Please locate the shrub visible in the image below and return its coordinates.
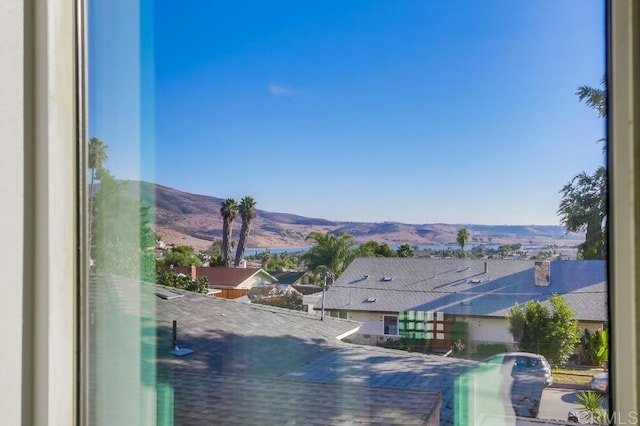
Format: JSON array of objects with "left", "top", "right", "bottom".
[
  {"left": 450, "top": 321, "right": 469, "bottom": 355},
  {"left": 381, "top": 337, "right": 432, "bottom": 354},
  {"left": 576, "top": 391, "right": 607, "bottom": 424},
  {"left": 475, "top": 343, "right": 509, "bottom": 358},
  {"left": 581, "top": 329, "right": 609, "bottom": 366},
  {"left": 507, "top": 294, "right": 581, "bottom": 366},
  {"left": 157, "top": 270, "right": 210, "bottom": 294}
]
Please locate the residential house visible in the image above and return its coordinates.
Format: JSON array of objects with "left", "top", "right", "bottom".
[
  {"left": 320, "top": 258, "right": 607, "bottom": 353},
  {"left": 270, "top": 271, "right": 324, "bottom": 312},
  {"left": 173, "top": 266, "right": 278, "bottom": 299}
]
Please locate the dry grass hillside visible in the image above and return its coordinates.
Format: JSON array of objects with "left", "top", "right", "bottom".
[{"left": 130, "top": 181, "right": 585, "bottom": 251}]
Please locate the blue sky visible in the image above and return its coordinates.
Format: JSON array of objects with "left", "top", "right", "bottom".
[{"left": 89, "top": 0, "right": 606, "bottom": 226}]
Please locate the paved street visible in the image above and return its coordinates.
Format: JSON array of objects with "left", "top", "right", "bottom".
[{"left": 538, "top": 387, "right": 609, "bottom": 423}]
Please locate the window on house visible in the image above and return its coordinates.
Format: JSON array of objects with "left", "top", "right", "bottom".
[
  {"left": 330, "top": 310, "right": 348, "bottom": 319},
  {"left": 384, "top": 316, "right": 398, "bottom": 336}
]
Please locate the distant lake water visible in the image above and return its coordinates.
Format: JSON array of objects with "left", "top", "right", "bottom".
[
  {"left": 409, "top": 244, "right": 560, "bottom": 251},
  {"left": 413, "top": 244, "right": 499, "bottom": 251},
  {"left": 241, "top": 247, "right": 312, "bottom": 257},
  {"left": 240, "top": 243, "right": 556, "bottom": 257}
]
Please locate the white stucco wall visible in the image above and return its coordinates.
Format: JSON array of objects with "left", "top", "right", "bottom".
[
  {"left": 464, "top": 317, "right": 514, "bottom": 348},
  {"left": 242, "top": 272, "right": 278, "bottom": 289},
  {"left": 347, "top": 312, "right": 511, "bottom": 345},
  {"left": 460, "top": 317, "right": 605, "bottom": 352},
  {"left": 347, "top": 312, "right": 390, "bottom": 336},
  {"left": 336, "top": 311, "right": 606, "bottom": 355}
]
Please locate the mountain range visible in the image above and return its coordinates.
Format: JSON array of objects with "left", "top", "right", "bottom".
[{"left": 130, "top": 181, "right": 585, "bottom": 251}]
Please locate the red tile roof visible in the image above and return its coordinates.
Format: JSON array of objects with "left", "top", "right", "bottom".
[{"left": 173, "top": 266, "right": 264, "bottom": 288}]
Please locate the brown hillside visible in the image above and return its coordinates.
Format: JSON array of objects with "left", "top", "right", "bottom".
[{"left": 132, "top": 181, "right": 585, "bottom": 251}]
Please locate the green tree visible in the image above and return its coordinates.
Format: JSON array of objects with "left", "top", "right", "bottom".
[
  {"left": 302, "top": 232, "right": 356, "bottom": 283},
  {"left": 219, "top": 198, "right": 239, "bottom": 267},
  {"left": 205, "top": 240, "right": 223, "bottom": 256},
  {"left": 576, "top": 81, "right": 607, "bottom": 155},
  {"left": 558, "top": 167, "right": 607, "bottom": 259},
  {"left": 157, "top": 269, "right": 209, "bottom": 294},
  {"left": 576, "top": 83, "right": 607, "bottom": 119},
  {"left": 456, "top": 228, "right": 470, "bottom": 252},
  {"left": 88, "top": 137, "right": 108, "bottom": 183},
  {"left": 357, "top": 241, "right": 381, "bottom": 257},
  {"left": 93, "top": 173, "right": 156, "bottom": 282},
  {"left": 507, "top": 295, "right": 581, "bottom": 366},
  {"left": 357, "top": 241, "right": 397, "bottom": 257},
  {"left": 88, "top": 137, "right": 108, "bottom": 248},
  {"left": 203, "top": 240, "right": 225, "bottom": 266},
  {"left": 581, "top": 329, "right": 609, "bottom": 366},
  {"left": 470, "top": 245, "right": 486, "bottom": 258},
  {"left": 261, "top": 252, "right": 300, "bottom": 272},
  {"left": 559, "top": 82, "right": 607, "bottom": 259},
  {"left": 234, "top": 196, "right": 257, "bottom": 267},
  {"left": 397, "top": 243, "right": 415, "bottom": 258},
  {"left": 157, "top": 245, "right": 202, "bottom": 268}
]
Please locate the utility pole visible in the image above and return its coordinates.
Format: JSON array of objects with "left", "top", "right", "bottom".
[{"left": 321, "top": 273, "right": 327, "bottom": 321}]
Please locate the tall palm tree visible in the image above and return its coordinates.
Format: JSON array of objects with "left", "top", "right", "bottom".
[
  {"left": 234, "top": 196, "right": 257, "bottom": 266},
  {"left": 219, "top": 198, "right": 239, "bottom": 267},
  {"left": 302, "top": 231, "right": 356, "bottom": 283},
  {"left": 456, "top": 228, "right": 470, "bottom": 252},
  {"left": 88, "top": 137, "right": 108, "bottom": 250}
]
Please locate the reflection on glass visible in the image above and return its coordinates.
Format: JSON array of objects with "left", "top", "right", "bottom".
[{"left": 88, "top": 1, "right": 607, "bottom": 424}]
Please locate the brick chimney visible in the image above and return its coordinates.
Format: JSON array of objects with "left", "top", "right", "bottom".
[
  {"left": 534, "top": 261, "right": 550, "bottom": 286},
  {"left": 190, "top": 264, "right": 197, "bottom": 280}
]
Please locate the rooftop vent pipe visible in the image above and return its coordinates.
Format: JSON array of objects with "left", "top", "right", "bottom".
[{"left": 171, "top": 320, "right": 194, "bottom": 356}]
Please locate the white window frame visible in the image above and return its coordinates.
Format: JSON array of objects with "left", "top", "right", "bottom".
[
  {"left": 0, "top": 0, "right": 637, "bottom": 424},
  {"left": 1, "top": 0, "right": 79, "bottom": 424},
  {"left": 609, "top": 0, "right": 638, "bottom": 418}
]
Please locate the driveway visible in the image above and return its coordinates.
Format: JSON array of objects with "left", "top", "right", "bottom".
[{"left": 538, "top": 387, "right": 609, "bottom": 423}]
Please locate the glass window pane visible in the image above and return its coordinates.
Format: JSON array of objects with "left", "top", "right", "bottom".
[{"left": 87, "top": 1, "right": 608, "bottom": 424}]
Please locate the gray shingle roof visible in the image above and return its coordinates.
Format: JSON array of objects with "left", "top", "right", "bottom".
[
  {"left": 271, "top": 271, "right": 309, "bottom": 285},
  {"left": 91, "top": 275, "right": 550, "bottom": 425},
  {"left": 151, "top": 284, "right": 479, "bottom": 425},
  {"left": 322, "top": 259, "right": 607, "bottom": 321}
]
